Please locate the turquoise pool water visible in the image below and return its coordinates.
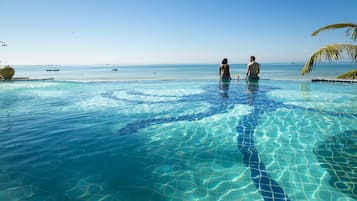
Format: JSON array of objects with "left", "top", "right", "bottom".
[{"left": 0, "top": 79, "right": 356, "bottom": 201}]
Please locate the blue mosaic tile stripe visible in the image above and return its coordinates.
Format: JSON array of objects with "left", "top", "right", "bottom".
[
  {"left": 113, "top": 81, "right": 355, "bottom": 200},
  {"left": 118, "top": 108, "right": 228, "bottom": 135},
  {"left": 236, "top": 82, "right": 290, "bottom": 201},
  {"left": 237, "top": 112, "right": 290, "bottom": 201},
  {"left": 314, "top": 130, "right": 357, "bottom": 200},
  {"left": 114, "top": 82, "right": 291, "bottom": 200}
]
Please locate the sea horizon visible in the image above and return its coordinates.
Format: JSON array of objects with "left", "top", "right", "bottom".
[
  {"left": 7, "top": 61, "right": 356, "bottom": 66},
  {"left": 9, "top": 62, "right": 357, "bottom": 82}
]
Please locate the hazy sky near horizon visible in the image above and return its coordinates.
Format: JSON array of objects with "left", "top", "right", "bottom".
[{"left": 0, "top": 0, "right": 356, "bottom": 65}]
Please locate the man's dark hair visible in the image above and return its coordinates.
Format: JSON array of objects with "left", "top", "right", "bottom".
[{"left": 250, "top": 56, "right": 256, "bottom": 61}]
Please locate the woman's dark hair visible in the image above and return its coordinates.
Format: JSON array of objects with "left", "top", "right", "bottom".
[{"left": 221, "top": 58, "right": 228, "bottom": 65}]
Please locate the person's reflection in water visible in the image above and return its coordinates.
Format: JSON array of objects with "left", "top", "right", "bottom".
[
  {"left": 219, "top": 80, "right": 230, "bottom": 98},
  {"left": 246, "top": 80, "right": 259, "bottom": 105}
]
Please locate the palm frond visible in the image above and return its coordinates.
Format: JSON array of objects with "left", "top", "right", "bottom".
[
  {"left": 301, "top": 44, "right": 357, "bottom": 75},
  {"left": 345, "top": 26, "right": 357, "bottom": 41},
  {"left": 336, "top": 69, "right": 357, "bottom": 79},
  {"left": 312, "top": 23, "right": 357, "bottom": 41}
]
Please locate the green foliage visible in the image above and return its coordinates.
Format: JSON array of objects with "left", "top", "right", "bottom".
[
  {"left": 337, "top": 69, "right": 357, "bottom": 79},
  {"left": 302, "top": 23, "right": 357, "bottom": 78},
  {"left": 0, "top": 65, "right": 15, "bottom": 80},
  {"left": 312, "top": 23, "right": 357, "bottom": 41},
  {"left": 301, "top": 44, "right": 357, "bottom": 75}
]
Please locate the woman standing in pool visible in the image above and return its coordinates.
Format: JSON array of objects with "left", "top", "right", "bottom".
[{"left": 219, "top": 58, "right": 232, "bottom": 81}]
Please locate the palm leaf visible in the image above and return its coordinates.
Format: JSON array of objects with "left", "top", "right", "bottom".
[
  {"left": 336, "top": 69, "right": 357, "bottom": 79},
  {"left": 301, "top": 44, "right": 357, "bottom": 75},
  {"left": 312, "top": 23, "right": 357, "bottom": 41},
  {"left": 346, "top": 26, "right": 357, "bottom": 41}
]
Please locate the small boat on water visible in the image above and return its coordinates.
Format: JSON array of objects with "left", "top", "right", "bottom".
[{"left": 46, "top": 68, "right": 60, "bottom": 72}]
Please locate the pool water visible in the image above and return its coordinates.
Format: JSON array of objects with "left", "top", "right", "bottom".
[{"left": 0, "top": 79, "right": 356, "bottom": 201}]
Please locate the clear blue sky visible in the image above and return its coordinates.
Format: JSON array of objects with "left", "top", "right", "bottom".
[{"left": 0, "top": 0, "right": 356, "bottom": 65}]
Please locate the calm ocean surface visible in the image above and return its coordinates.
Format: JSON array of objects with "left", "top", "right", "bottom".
[
  {"left": 12, "top": 62, "right": 357, "bottom": 81},
  {"left": 0, "top": 63, "right": 356, "bottom": 201}
]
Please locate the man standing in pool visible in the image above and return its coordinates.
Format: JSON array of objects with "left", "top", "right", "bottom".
[{"left": 245, "top": 56, "right": 260, "bottom": 80}]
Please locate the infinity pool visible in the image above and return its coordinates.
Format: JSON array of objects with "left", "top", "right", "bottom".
[{"left": 0, "top": 80, "right": 356, "bottom": 200}]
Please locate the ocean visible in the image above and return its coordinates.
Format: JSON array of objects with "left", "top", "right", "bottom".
[{"left": 11, "top": 62, "right": 357, "bottom": 81}]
